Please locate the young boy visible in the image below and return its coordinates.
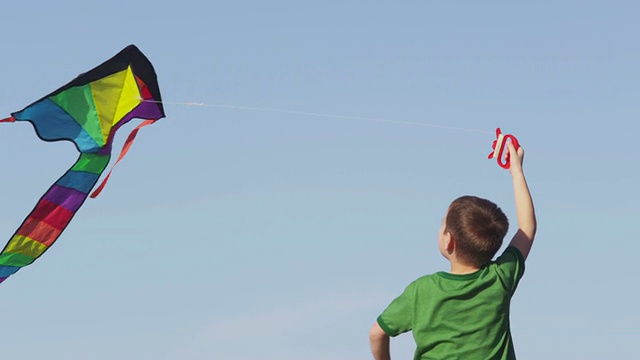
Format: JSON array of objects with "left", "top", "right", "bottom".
[{"left": 370, "top": 144, "right": 536, "bottom": 360}]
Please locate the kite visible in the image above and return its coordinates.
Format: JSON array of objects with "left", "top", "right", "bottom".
[{"left": 0, "top": 45, "right": 165, "bottom": 285}]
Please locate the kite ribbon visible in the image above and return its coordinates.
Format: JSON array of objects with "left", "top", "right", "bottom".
[{"left": 90, "top": 119, "right": 156, "bottom": 198}]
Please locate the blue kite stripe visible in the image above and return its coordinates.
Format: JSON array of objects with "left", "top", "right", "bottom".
[
  {"left": 0, "top": 265, "right": 20, "bottom": 277},
  {"left": 13, "top": 99, "right": 101, "bottom": 153},
  {"left": 57, "top": 170, "right": 100, "bottom": 194}
]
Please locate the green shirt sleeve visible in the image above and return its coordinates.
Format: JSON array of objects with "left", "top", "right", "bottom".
[
  {"left": 377, "top": 281, "right": 416, "bottom": 337},
  {"left": 494, "top": 246, "right": 526, "bottom": 294}
]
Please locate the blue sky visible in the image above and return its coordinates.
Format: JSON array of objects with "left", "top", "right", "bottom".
[{"left": 0, "top": 1, "right": 638, "bottom": 359}]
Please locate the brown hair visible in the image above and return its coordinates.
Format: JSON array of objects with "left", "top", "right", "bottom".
[{"left": 445, "top": 196, "right": 509, "bottom": 267}]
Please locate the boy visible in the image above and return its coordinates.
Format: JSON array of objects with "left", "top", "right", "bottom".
[{"left": 370, "top": 144, "right": 536, "bottom": 360}]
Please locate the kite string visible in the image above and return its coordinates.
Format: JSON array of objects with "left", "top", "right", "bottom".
[{"left": 141, "top": 99, "right": 492, "bottom": 135}]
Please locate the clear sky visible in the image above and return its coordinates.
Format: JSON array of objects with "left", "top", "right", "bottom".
[{"left": 0, "top": 1, "right": 638, "bottom": 359}]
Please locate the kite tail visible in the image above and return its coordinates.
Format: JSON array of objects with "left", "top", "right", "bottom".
[{"left": 0, "top": 153, "right": 110, "bottom": 284}]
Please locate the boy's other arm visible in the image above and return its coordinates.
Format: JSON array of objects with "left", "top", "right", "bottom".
[
  {"left": 369, "top": 322, "right": 391, "bottom": 360},
  {"left": 507, "top": 143, "right": 537, "bottom": 260}
]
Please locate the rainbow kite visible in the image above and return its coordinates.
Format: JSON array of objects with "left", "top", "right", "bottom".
[{"left": 0, "top": 45, "right": 165, "bottom": 285}]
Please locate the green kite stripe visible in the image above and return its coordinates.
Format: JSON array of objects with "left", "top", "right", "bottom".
[
  {"left": 0, "top": 252, "right": 36, "bottom": 267},
  {"left": 50, "top": 85, "right": 104, "bottom": 147},
  {"left": 71, "top": 153, "right": 111, "bottom": 174}
]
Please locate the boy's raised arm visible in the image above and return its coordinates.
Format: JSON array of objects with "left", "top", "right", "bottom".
[{"left": 506, "top": 143, "right": 537, "bottom": 260}]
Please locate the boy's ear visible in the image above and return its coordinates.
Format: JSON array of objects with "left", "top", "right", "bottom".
[{"left": 445, "top": 233, "right": 455, "bottom": 253}]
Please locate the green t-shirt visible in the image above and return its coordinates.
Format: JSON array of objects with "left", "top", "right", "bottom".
[{"left": 377, "top": 246, "right": 525, "bottom": 360}]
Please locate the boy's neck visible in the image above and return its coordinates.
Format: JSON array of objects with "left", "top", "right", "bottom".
[{"left": 448, "top": 260, "right": 480, "bottom": 275}]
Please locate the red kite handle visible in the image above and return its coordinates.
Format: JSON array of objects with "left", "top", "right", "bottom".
[{"left": 488, "top": 128, "right": 520, "bottom": 169}]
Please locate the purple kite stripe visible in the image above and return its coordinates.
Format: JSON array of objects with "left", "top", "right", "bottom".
[
  {"left": 131, "top": 99, "right": 163, "bottom": 119},
  {"left": 0, "top": 277, "right": 7, "bottom": 284},
  {"left": 42, "top": 185, "right": 88, "bottom": 213},
  {"left": 98, "top": 101, "right": 163, "bottom": 155}
]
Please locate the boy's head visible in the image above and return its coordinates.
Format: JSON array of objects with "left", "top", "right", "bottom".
[{"left": 440, "top": 196, "right": 509, "bottom": 268}]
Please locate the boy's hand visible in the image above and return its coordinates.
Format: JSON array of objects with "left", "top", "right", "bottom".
[{"left": 507, "top": 143, "right": 524, "bottom": 174}]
